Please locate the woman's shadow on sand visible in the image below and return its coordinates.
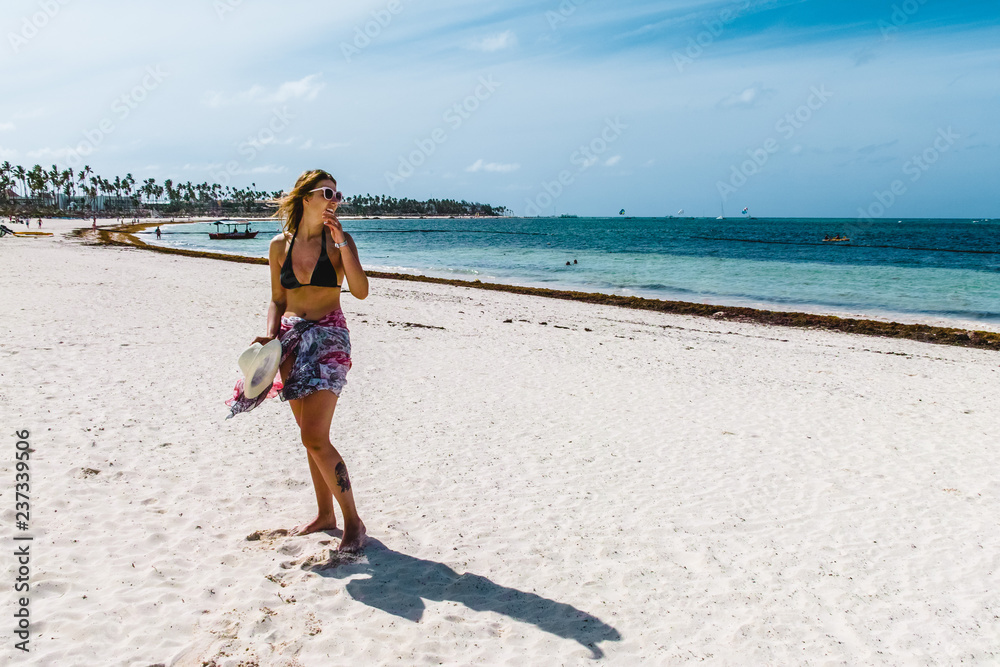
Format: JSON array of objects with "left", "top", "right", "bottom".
[{"left": 305, "top": 538, "right": 621, "bottom": 658}]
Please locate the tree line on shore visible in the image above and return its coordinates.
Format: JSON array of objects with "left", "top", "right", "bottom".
[{"left": 0, "top": 162, "right": 511, "bottom": 218}]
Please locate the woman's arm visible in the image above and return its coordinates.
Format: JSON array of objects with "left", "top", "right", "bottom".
[
  {"left": 339, "top": 231, "right": 369, "bottom": 300},
  {"left": 252, "top": 234, "right": 289, "bottom": 343},
  {"left": 323, "top": 211, "right": 368, "bottom": 299}
]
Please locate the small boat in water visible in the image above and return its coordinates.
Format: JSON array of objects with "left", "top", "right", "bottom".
[
  {"left": 209, "top": 220, "right": 259, "bottom": 240},
  {"left": 822, "top": 235, "right": 850, "bottom": 242}
]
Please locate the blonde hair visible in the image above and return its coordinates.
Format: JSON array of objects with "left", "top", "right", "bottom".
[{"left": 273, "top": 169, "right": 337, "bottom": 235}]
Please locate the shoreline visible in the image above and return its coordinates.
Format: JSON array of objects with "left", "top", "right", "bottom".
[{"left": 76, "top": 220, "right": 1000, "bottom": 352}]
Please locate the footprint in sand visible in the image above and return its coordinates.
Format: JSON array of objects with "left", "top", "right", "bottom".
[{"left": 244, "top": 528, "right": 289, "bottom": 547}]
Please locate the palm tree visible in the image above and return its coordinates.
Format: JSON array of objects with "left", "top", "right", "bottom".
[
  {"left": 97, "top": 177, "right": 112, "bottom": 210},
  {"left": 47, "top": 164, "right": 61, "bottom": 204},
  {"left": 89, "top": 176, "right": 101, "bottom": 210},
  {"left": 13, "top": 165, "right": 27, "bottom": 199},
  {"left": 27, "top": 165, "right": 47, "bottom": 200},
  {"left": 0, "top": 161, "right": 11, "bottom": 202},
  {"left": 77, "top": 166, "right": 92, "bottom": 209},
  {"left": 62, "top": 167, "right": 75, "bottom": 198},
  {"left": 140, "top": 178, "right": 155, "bottom": 205},
  {"left": 164, "top": 179, "right": 177, "bottom": 204}
]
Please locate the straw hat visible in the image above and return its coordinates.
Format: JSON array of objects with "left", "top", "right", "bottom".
[{"left": 238, "top": 339, "right": 282, "bottom": 399}]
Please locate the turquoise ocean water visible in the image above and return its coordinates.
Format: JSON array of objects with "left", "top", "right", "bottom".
[{"left": 144, "top": 217, "right": 1000, "bottom": 327}]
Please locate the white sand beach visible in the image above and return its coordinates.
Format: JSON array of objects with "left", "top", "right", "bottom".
[{"left": 1, "top": 219, "right": 998, "bottom": 665}]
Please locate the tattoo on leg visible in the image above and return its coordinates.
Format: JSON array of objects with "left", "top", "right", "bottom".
[{"left": 335, "top": 461, "right": 351, "bottom": 493}]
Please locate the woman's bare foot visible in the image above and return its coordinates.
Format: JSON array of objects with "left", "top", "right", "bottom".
[
  {"left": 290, "top": 514, "right": 338, "bottom": 536},
  {"left": 338, "top": 519, "right": 367, "bottom": 552}
]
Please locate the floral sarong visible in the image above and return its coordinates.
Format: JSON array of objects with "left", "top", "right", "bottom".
[{"left": 226, "top": 309, "right": 352, "bottom": 419}]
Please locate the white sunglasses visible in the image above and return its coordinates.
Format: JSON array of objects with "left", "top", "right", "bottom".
[{"left": 309, "top": 187, "right": 343, "bottom": 202}]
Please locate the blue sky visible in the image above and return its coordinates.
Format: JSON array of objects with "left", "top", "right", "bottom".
[{"left": 2, "top": 0, "right": 998, "bottom": 217}]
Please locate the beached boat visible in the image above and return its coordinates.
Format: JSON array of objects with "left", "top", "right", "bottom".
[{"left": 209, "top": 221, "right": 258, "bottom": 240}]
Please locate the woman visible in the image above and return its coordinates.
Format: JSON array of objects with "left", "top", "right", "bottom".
[{"left": 228, "top": 169, "right": 368, "bottom": 552}]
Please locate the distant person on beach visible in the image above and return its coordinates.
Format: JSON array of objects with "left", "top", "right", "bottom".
[
  {"left": 226, "top": 169, "right": 369, "bottom": 552},
  {"left": 155, "top": 226, "right": 161, "bottom": 239}
]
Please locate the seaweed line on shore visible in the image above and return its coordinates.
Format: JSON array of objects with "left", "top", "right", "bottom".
[{"left": 75, "top": 221, "right": 1000, "bottom": 352}]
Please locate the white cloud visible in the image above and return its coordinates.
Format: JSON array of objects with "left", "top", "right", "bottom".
[
  {"left": 0, "top": 122, "right": 14, "bottom": 132},
  {"left": 604, "top": 155, "right": 622, "bottom": 167},
  {"left": 466, "top": 159, "right": 520, "bottom": 173},
  {"left": 203, "top": 74, "right": 325, "bottom": 108},
  {"left": 299, "top": 140, "right": 351, "bottom": 150},
  {"left": 615, "top": 14, "right": 696, "bottom": 40},
  {"left": 0, "top": 146, "right": 18, "bottom": 160},
  {"left": 270, "top": 74, "right": 325, "bottom": 103},
  {"left": 718, "top": 84, "right": 776, "bottom": 109},
  {"left": 178, "top": 163, "right": 285, "bottom": 176},
  {"left": 25, "top": 147, "right": 78, "bottom": 161},
  {"left": 240, "top": 165, "right": 287, "bottom": 175},
  {"left": 242, "top": 135, "right": 297, "bottom": 151},
  {"left": 469, "top": 30, "right": 517, "bottom": 52}
]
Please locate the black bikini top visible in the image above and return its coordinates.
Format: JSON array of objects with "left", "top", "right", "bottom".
[{"left": 280, "top": 227, "right": 341, "bottom": 289}]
